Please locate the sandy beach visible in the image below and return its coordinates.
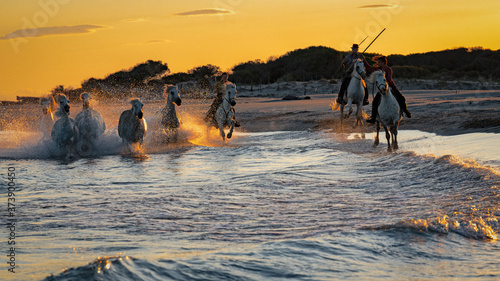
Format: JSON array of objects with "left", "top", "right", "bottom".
[{"left": 222, "top": 83, "right": 500, "bottom": 136}]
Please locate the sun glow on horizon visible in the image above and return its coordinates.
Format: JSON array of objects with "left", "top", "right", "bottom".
[{"left": 1, "top": 0, "right": 499, "bottom": 101}]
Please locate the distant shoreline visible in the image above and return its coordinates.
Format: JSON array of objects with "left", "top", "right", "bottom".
[
  {"left": 2, "top": 86, "right": 499, "bottom": 137},
  {"left": 3, "top": 78, "right": 500, "bottom": 105}
]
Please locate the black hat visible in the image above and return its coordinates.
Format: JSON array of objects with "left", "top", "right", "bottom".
[{"left": 352, "top": 44, "right": 359, "bottom": 49}]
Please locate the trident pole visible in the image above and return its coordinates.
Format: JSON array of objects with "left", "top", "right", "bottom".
[{"left": 362, "top": 28, "right": 386, "bottom": 53}]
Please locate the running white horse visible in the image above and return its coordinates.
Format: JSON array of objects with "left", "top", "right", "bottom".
[
  {"left": 368, "top": 70, "right": 402, "bottom": 152},
  {"left": 208, "top": 83, "right": 237, "bottom": 142},
  {"left": 75, "top": 93, "right": 106, "bottom": 156},
  {"left": 40, "top": 95, "right": 56, "bottom": 139},
  {"left": 340, "top": 58, "right": 366, "bottom": 128},
  {"left": 118, "top": 99, "right": 147, "bottom": 146},
  {"left": 51, "top": 95, "right": 79, "bottom": 160},
  {"left": 159, "top": 85, "right": 182, "bottom": 132}
]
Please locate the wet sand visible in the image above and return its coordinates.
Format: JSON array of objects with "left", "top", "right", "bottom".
[{"left": 233, "top": 89, "right": 500, "bottom": 135}]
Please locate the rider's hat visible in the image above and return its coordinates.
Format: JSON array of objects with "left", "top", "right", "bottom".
[{"left": 351, "top": 44, "right": 359, "bottom": 49}]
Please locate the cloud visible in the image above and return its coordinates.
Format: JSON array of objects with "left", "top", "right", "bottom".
[
  {"left": 358, "top": 4, "right": 398, "bottom": 9},
  {"left": 0, "top": 25, "right": 108, "bottom": 40},
  {"left": 143, "top": 40, "right": 170, "bottom": 45},
  {"left": 174, "top": 8, "right": 233, "bottom": 16},
  {"left": 122, "top": 17, "right": 150, "bottom": 23}
]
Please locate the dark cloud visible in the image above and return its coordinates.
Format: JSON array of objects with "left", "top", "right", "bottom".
[
  {"left": 0, "top": 25, "right": 107, "bottom": 40},
  {"left": 174, "top": 8, "right": 233, "bottom": 16}
]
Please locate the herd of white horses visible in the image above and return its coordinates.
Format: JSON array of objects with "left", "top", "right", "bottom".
[
  {"left": 41, "top": 82, "right": 238, "bottom": 160},
  {"left": 41, "top": 67, "right": 403, "bottom": 160}
]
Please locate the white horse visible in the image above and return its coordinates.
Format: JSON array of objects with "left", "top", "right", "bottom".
[
  {"left": 118, "top": 99, "right": 147, "bottom": 146},
  {"left": 40, "top": 95, "right": 56, "bottom": 139},
  {"left": 368, "top": 70, "right": 402, "bottom": 152},
  {"left": 159, "top": 84, "right": 182, "bottom": 132},
  {"left": 75, "top": 93, "right": 106, "bottom": 156},
  {"left": 340, "top": 59, "right": 366, "bottom": 128},
  {"left": 208, "top": 83, "right": 237, "bottom": 142},
  {"left": 51, "top": 95, "right": 79, "bottom": 160}
]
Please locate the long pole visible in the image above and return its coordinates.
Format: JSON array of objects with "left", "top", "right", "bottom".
[
  {"left": 358, "top": 35, "right": 369, "bottom": 46},
  {"left": 362, "top": 28, "right": 386, "bottom": 53}
]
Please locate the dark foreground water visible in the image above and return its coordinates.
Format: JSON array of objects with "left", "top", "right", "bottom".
[{"left": 1, "top": 130, "right": 499, "bottom": 280}]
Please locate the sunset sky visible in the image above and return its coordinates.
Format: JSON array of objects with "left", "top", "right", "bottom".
[{"left": 1, "top": 0, "right": 499, "bottom": 101}]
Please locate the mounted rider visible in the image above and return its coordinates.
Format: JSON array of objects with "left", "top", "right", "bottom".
[
  {"left": 336, "top": 44, "right": 369, "bottom": 106},
  {"left": 364, "top": 55, "right": 412, "bottom": 123},
  {"left": 204, "top": 72, "right": 240, "bottom": 127}
]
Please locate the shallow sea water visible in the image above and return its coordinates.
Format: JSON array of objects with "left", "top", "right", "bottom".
[{"left": 1, "top": 128, "right": 499, "bottom": 280}]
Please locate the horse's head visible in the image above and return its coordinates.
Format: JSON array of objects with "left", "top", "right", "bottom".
[
  {"left": 130, "top": 99, "right": 144, "bottom": 119},
  {"left": 41, "top": 96, "right": 54, "bottom": 115},
  {"left": 369, "top": 70, "right": 388, "bottom": 94},
  {"left": 164, "top": 84, "right": 181, "bottom": 106},
  {"left": 80, "top": 92, "right": 92, "bottom": 109},
  {"left": 55, "top": 95, "right": 71, "bottom": 117},
  {"left": 225, "top": 83, "right": 237, "bottom": 106},
  {"left": 353, "top": 59, "right": 366, "bottom": 80}
]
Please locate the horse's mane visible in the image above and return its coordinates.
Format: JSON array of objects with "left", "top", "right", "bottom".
[
  {"left": 225, "top": 83, "right": 236, "bottom": 90},
  {"left": 130, "top": 98, "right": 142, "bottom": 106},
  {"left": 41, "top": 95, "right": 56, "bottom": 108},
  {"left": 53, "top": 93, "right": 67, "bottom": 103},
  {"left": 368, "top": 70, "right": 384, "bottom": 84},
  {"left": 54, "top": 95, "right": 69, "bottom": 117},
  {"left": 163, "top": 84, "right": 178, "bottom": 98},
  {"left": 80, "top": 92, "right": 91, "bottom": 102}
]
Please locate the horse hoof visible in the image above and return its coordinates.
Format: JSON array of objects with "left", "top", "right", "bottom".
[
  {"left": 227, "top": 132, "right": 232, "bottom": 139},
  {"left": 66, "top": 153, "right": 76, "bottom": 162}
]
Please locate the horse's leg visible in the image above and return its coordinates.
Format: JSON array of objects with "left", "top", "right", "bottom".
[
  {"left": 384, "top": 125, "right": 392, "bottom": 152},
  {"left": 217, "top": 119, "right": 226, "bottom": 142},
  {"left": 354, "top": 104, "right": 363, "bottom": 128},
  {"left": 346, "top": 99, "right": 353, "bottom": 118},
  {"left": 65, "top": 143, "right": 76, "bottom": 161},
  {"left": 392, "top": 123, "right": 399, "bottom": 151},
  {"left": 340, "top": 104, "right": 344, "bottom": 131},
  {"left": 373, "top": 121, "right": 380, "bottom": 147},
  {"left": 205, "top": 124, "right": 210, "bottom": 140},
  {"left": 227, "top": 119, "right": 235, "bottom": 139},
  {"left": 172, "top": 128, "right": 179, "bottom": 143}
]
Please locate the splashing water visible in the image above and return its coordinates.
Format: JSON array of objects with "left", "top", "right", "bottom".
[{"left": 1, "top": 102, "right": 500, "bottom": 280}]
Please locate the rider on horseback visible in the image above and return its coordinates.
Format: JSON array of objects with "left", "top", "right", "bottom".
[
  {"left": 365, "top": 56, "right": 412, "bottom": 123},
  {"left": 336, "top": 44, "right": 369, "bottom": 106},
  {"left": 204, "top": 72, "right": 240, "bottom": 127}
]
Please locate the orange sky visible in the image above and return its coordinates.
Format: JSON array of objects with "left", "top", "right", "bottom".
[{"left": 1, "top": 0, "right": 499, "bottom": 101}]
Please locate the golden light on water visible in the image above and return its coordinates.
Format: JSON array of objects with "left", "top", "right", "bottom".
[
  {"left": 180, "top": 114, "right": 235, "bottom": 147},
  {"left": 330, "top": 100, "right": 340, "bottom": 111},
  {"left": 95, "top": 256, "right": 120, "bottom": 274}
]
